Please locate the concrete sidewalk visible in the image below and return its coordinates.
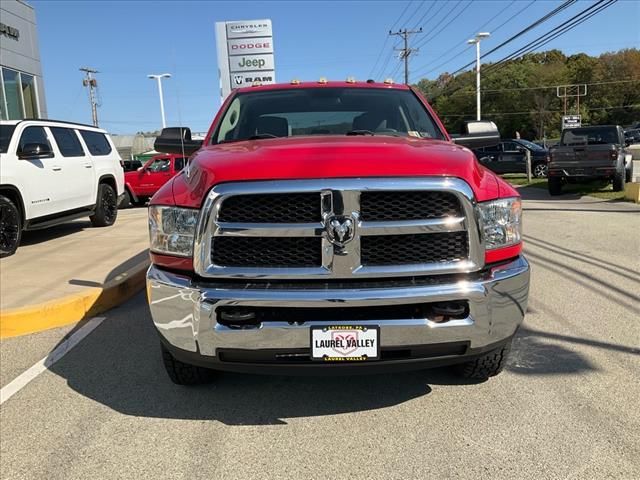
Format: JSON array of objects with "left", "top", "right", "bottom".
[{"left": 0, "top": 208, "right": 149, "bottom": 337}]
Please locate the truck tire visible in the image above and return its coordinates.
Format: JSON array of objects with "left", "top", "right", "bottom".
[
  {"left": 455, "top": 340, "right": 512, "bottom": 380},
  {"left": 612, "top": 167, "right": 625, "bottom": 192},
  {"left": 90, "top": 183, "right": 118, "bottom": 227},
  {"left": 161, "top": 344, "right": 216, "bottom": 385},
  {"left": 120, "top": 190, "right": 132, "bottom": 209},
  {"left": 0, "top": 195, "right": 22, "bottom": 258},
  {"left": 548, "top": 177, "right": 563, "bottom": 195}
]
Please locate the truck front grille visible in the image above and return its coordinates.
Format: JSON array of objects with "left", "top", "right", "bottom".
[
  {"left": 196, "top": 178, "right": 482, "bottom": 279},
  {"left": 361, "top": 232, "right": 468, "bottom": 266},
  {"left": 360, "top": 191, "right": 462, "bottom": 221},
  {"left": 212, "top": 237, "right": 322, "bottom": 268},
  {"left": 217, "top": 192, "right": 321, "bottom": 223}
]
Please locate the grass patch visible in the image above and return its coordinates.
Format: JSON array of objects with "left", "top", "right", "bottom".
[
  {"left": 502, "top": 174, "right": 546, "bottom": 187},
  {"left": 503, "top": 175, "right": 629, "bottom": 201}
]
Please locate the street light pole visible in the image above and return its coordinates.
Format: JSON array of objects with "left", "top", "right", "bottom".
[
  {"left": 148, "top": 73, "right": 171, "bottom": 129},
  {"left": 467, "top": 32, "right": 490, "bottom": 121}
]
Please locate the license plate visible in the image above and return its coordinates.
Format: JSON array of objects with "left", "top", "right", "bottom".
[{"left": 310, "top": 325, "right": 380, "bottom": 362}]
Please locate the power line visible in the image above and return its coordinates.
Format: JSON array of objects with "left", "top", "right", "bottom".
[
  {"left": 442, "top": 78, "right": 640, "bottom": 96},
  {"left": 483, "top": 0, "right": 617, "bottom": 76},
  {"left": 411, "top": 0, "right": 532, "bottom": 80},
  {"left": 438, "top": 103, "right": 640, "bottom": 118},
  {"left": 413, "top": 0, "right": 467, "bottom": 50},
  {"left": 369, "top": 1, "right": 414, "bottom": 78},
  {"left": 450, "top": 0, "right": 578, "bottom": 76},
  {"left": 409, "top": 0, "right": 439, "bottom": 31}
]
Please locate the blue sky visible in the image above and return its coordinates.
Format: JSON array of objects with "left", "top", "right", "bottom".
[{"left": 32, "top": 0, "right": 639, "bottom": 134}]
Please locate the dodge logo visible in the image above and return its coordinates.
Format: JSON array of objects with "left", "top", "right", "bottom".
[{"left": 325, "top": 215, "right": 356, "bottom": 247}]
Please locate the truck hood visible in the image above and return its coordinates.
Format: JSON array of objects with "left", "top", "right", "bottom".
[{"left": 165, "top": 136, "right": 503, "bottom": 207}]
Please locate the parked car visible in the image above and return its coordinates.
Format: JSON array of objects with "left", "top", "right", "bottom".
[
  {"left": 474, "top": 139, "right": 549, "bottom": 177},
  {"left": 122, "top": 153, "right": 186, "bottom": 207},
  {"left": 0, "top": 119, "right": 124, "bottom": 257},
  {"left": 146, "top": 80, "right": 530, "bottom": 385},
  {"left": 548, "top": 125, "right": 630, "bottom": 195},
  {"left": 624, "top": 128, "right": 640, "bottom": 145}
]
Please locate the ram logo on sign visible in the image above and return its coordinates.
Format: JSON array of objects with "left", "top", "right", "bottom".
[{"left": 215, "top": 19, "right": 275, "bottom": 101}]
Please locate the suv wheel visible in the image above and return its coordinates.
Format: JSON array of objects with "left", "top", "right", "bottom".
[
  {"left": 533, "top": 163, "right": 548, "bottom": 178},
  {"left": 455, "top": 340, "right": 512, "bottom": 380},
  {"left": 0, "top": 195, "right": 22, "bottom": 258},
  {"left": 90, "top": 184, "right": 118, "bottom": 227},
  {"left": 161, "top": 344, "right": 216, "bottom": 385},
  {"left": 548, "top": 176, "right": 563, "bottom": 195},
  {"left": 612, "top": 167, "right": 625, "bottom": 192}
]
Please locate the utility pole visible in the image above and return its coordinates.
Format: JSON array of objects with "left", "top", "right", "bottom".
[
  {"left": 80, "top": 67, "right": 99, "bottom": 127},
  {"left": 389, "top": 28, "right": 422, "bottom": 84}
]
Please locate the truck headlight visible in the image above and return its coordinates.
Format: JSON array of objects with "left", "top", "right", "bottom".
[
  {"left": 149, "top": 206, "right": 199, "bottom": 257},
  {"left": 477, "top": 197, "right": 522, "bottom": 249}
]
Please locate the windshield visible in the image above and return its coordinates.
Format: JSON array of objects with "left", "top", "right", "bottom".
[
  {"left": 0, "top": 125, "right": 17, "bottom": 154},
  {"left": 213, "top": 87, "right": 445, "bottom": 144},
  {"left": 517, "top": 139, "right": 545, "bottom": 151},
  {"left": 561, "top": 127, "right": 618, "bottom": 146}
]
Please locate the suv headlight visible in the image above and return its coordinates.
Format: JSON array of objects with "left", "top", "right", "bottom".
[
  {"left": 149, "top": 206, "right": 199, "bottom": 257},
  {"left": 477, "top": 197, "right": 522, "bottom": 249}
]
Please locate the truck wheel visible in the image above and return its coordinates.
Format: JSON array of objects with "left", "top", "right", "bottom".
[
  {"left": 612, "top": 167, "right": 625, "bottom": 192},
  {"left": 533, "top": 163, "right": 548, "bottom": 178},
  {"left": 0, "top": 195, "right": 22, "bottom": 258},
  {"left": 455, "top": 340, "right": 512, "bottom": 380},
  {"left": 548, "top": 177, "right": 563, "bottom": 195},
  {"left": 120, "top": 190, "right": 132, "bottom": 209},
  {"left": 161, "top": 344, "right": 216, "bottom": 385},
  {"left": 90, "top": 184, "right": 118, "bottom": 227}
]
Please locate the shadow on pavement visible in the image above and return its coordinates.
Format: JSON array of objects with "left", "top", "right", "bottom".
[
  {"left": 45, "top": 292, "right": 606, "bottom": 425},
  {"left": 19, "top": 220, "right": 91, "bottom": 246},
  {"left": 517, "top": 185, "right": 638, "bottom": 212}
]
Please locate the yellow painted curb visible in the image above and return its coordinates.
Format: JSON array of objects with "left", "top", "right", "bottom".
[{"left": 0, "top": 260, "right": 149, "bottom": 339}]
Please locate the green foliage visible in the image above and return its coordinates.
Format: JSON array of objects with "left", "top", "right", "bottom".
[{"left": 414, "top": 48, "right": 640, "bottom": 140}]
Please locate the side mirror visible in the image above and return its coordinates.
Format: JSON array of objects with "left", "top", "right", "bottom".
[
  {"left": 451, "top": 121, "right": 500, "bottom": 150},
  {"left": 154, "top": 127, "right": 202, "bottom": 155},
  {"left": 18, "top": 143, "right": 54, "bottom": 160}
]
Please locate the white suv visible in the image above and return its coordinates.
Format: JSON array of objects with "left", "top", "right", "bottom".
[{"left": 0, "top": 119, "right": 125, "bottom": 257}]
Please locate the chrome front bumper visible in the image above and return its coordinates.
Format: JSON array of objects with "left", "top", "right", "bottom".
[{"left": 147, "top": 256, "right": 530, "bottom": 364}]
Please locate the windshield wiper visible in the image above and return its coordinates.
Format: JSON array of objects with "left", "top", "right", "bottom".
[
  {"left": 346, "top": 130, "right": 375, "bottom": 136},
  {"left": 248, "top": 133, "right": 279, "bottom": 140}
]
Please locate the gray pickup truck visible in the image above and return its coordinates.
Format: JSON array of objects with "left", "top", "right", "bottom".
[{"left": 548, "top": 125, "right": 630, "bottom": 195}]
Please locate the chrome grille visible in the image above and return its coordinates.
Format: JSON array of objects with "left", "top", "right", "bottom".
[
  {"left": 217, "top": 193, "right": 321, "bottom": 223},
  {"left": 194, "top": 178, "right": 484, "bottom": 279},
  {"left": 212, "top": 237, "right": 322, "bottom": 268},
  {"left": 360, "top": 191, "right": 462, "bottom": 221},
  {"left": 361, "top": 232, "right": 469, "bottom": 266}
]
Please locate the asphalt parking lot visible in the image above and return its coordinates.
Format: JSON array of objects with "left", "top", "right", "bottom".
[{"left": 1, "top": 188, "right": 638, "bottom": 480}]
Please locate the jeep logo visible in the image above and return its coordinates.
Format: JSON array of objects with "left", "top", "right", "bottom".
[{"left": 238, "top": 57, "right": 266, "bottom": 69}]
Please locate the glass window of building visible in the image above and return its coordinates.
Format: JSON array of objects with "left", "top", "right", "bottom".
[
  {"left": 20, "top": 73, "right": 38, "bottom": 119},
  {"left": 3, "top": 69, "right": 24, "bottom": 120},
  {"left": 0, "top": 78, "right": 6, "bottom": 120}
]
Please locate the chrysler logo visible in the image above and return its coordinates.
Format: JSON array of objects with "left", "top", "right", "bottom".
[{"left": 325, "top": 215, "right": 355, "bottom": 247}]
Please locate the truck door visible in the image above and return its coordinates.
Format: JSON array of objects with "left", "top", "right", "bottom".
[{"left": 138, "top": 156, "right": 172, "bottom": 196}]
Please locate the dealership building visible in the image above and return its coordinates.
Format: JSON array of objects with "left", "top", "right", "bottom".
[{"left": 0, "top": 0, "right": 47, "bottom": 120}]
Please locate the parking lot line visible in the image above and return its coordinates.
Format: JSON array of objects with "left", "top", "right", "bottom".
[{"left": 0, "top": 316, "right": 106, "bottom": 405}]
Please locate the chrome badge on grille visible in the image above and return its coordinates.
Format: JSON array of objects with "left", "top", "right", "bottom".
[{"left": 325, "top": 215, "right": 356, "bottom": 247}]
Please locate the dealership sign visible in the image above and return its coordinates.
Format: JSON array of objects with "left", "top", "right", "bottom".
[
  {"left": 215, "top": 19, "right": 275, "bottom": 101},
  {"left": 562, "top": 115, "right": 581, "bottom": 130}
]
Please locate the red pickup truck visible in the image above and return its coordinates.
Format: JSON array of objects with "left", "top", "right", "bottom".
[
  {"left": 122, "top": 153, "right": 186, "bottom": 207},
  {"left": 146, "top": 81, "right": 530, "bottom": 386}
]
